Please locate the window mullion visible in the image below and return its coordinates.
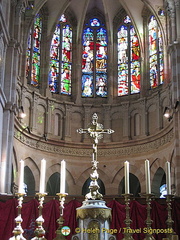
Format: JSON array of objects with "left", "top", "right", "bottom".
[
  {"left": 128, "top": 25, "right": 131, "bottom": 95},
  {"left": 94, "top": 30, "right": 97, "bottom": 97}
]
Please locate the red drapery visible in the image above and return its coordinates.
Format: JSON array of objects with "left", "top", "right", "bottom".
[{"left": 0, "top": 198, "right": 179, "bottom": 240}]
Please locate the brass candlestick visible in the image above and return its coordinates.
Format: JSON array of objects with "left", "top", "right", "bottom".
[
  {"left": 9, "top": 193, "right": 26, "bottom": 240},
  {"left": 122, "top": 193, "right": 134, "bottom": 240},
  {"left": 165, "top": 194, "right": 175, "bottom": 240},
  {"left": 32, "top": 192, "right": 47, "bottom": 240},
  {"left": 142, "top": 193, "right": 155, "bottom": 240},
  {"left": 53, "top": 193, "right": 68, "bottom": 240}
]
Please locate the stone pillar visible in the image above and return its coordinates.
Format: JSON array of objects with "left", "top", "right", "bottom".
[
  {"left": 121, "top": 102, "right": 129, "bottom": 141},
  {"left": 72, "top": 200, "right": 116, "bottom": 240},
  {"left": 174, "top": 0, "right": 180, "bottom": 41},
  {"left": 172, "top": 42, "right": 180, "bottom": 195},
  {"left": 103, "top": 105, "right": 112, "bottom": 143},
  {"left": 83, "top": 104, "right": 92, "bottom": 143},
  {"left": 64, "top": 103, "right": 72, "bottom": 141}
]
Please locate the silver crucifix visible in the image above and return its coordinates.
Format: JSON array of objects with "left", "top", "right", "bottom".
[{"left": 77, "top": 113, "right": 114, "bottom": 200}]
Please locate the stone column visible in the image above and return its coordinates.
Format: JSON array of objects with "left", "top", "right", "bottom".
[
  {"left": 83, "top": 104, "right": 92, "bottom": 143},
  {"left": 174, "top": 0, "right": 180, "bottom": 41},
  {"left": 121, "top": 102, "right": 129, "bottom": 141},
  {"left": 64, "top": 103, "right": 72, "bottom": 141},
  {"left": 172, "top": 42, "right": 180, "bottom": 195},
  {"left": 103, "top": 105, "right": 112, "bottom": 142}
]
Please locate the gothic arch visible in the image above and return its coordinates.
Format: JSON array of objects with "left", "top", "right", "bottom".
[
  {"left": 46, "top": 162, "right": 74, "bottom": 195},
  {"left": 24, "top": 157, "right": 39, "bottom": 191},
  {"left": 112, "top": 162, "right": 144, "bottom": 195}
]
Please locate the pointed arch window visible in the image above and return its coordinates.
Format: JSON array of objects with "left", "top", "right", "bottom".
[
  {"left": 49, "top": 14, "right": 72, "bottom": 95},
  {"left": 148, "top": 15, "right": 164, "bottom": 88},
  {"left": 118, "top": 15, "right": 141, "bottom": 96},
  {"left": 26, "top": 13, "right": 42, "bottom": 87},
  {"left": 82, "top": 18, "right": 108, "bottom": 97}
]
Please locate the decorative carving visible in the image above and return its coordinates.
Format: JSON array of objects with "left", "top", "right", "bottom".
[
  {"left": 76, "top": 208, "right": 111, "bottom": 220},
  {"left": 14, "top": 127, "right": 174, "bottom": 157}
]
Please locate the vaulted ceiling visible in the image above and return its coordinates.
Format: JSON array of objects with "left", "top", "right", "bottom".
[{"left": 33, "top": 0, "right": 164, "bottom": 46}]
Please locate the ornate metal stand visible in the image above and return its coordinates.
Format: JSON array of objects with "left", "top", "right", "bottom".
[
  {"left": 53, "top": 193, "right": 68, "bottom": 240},
  {"left": 165, "top": 194, "right": 175, "bottom": 240},
  {"left": 142, "top": 194, "right": 155, "bottom": 240},
  {"left": 122, "top": 194, "right": 134, "bottom": 240},
  {"left": 9, "top": 193, "right": 26, "bottom": 240},
  {"left": 32, "top": 193, "right": 47, "bottom": 240}
]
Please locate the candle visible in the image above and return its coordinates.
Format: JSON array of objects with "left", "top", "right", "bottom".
[
  {"left": 60, "top": 160, "right": 66, "bottom": 194},
  {"left": 18, "top": 160, "right": 24, "bottom": 193},
  {"left": 166, "top": 161, "right": 171, "bottom": 195},
  {"left": 124, "top": 161, "right": 130, "bottom": 194},
  {"left": 145, "top": 159, "right": 151, "bottom": 194},
  {"left": 39, "top": 159, "right": 46, "bottom": 193}
]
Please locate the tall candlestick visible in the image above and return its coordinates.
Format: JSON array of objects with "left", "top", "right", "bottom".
[
  {"left": 166, "top": 161, "right": 171, "bottom": 195},
  {"left": 39, "top": 159, "right": 46, "bottom": 193},
  {"left": 145, "top": 159, "right": 151, "bottom": 194},
  {"left": 18, "top": 160, "right": 25, "bottom": 193},
  {"left": 60, "top": 160, "right": 66, "bottom": 194},
  {"left": 124, "top": 161, "right": 130, "bottom": 194}
]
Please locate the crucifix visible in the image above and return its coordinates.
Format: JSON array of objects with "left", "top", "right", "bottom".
[{"left": 77, "top": 113, "right": 114, "bottom": 200}]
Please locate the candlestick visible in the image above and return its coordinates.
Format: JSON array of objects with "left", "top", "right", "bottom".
[
  {"left": 60, "top": 160, "right": 66, "bottom": 194},
  {"left": 53, "top": 193, "right": 68, "bottom": 240},
  {"left": 18, "top": 160, "right": 25, "bottom": 194},
  {"left": 122, "top": 193, "right": 134, "bottom": 240},
  {"left": 39, "top": 159, "right": 46, "bottom": 194},
  {"left": 166, "top": 161, "right": 171, "bottom": 195},
  {"left": 9, "top": 193, "right": 26, "bottom": 240},
  {"left": 124, "top": 161, "right": 130, "bottom": 194},
  {"left": 145, "top": 159, "right": 151, "bottom": 194},
  {"left": 141, "top": 193, "right": 155, "bottom": 240},
  {"left": 32, "top": 193, "right": 47, "bottom": 240}
]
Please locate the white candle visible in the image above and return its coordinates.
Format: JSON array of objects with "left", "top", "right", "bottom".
[
  {"left": 166, "top": 161, "right": 171, "bottom": 195},
  {"left": 39, "top": 159, "right": 46, "bottom": 193},
  {"left": 18, "top": 160, "right": 24, "bottom": 193},
  {"left": 145, "top": 159, "right": 151, "bottom": 194},
  {"left": 60, "top": 160, "right": 66, "bottom": 194},
  {"left": 124, "top": 161, "right": 130, "bottom": 194}
]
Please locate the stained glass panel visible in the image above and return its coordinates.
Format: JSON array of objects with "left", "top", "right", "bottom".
[
  {"left": 82, "top": 19, "right": 108, "bottom": 97},
  {"left": 61, "top": 24, "right": 72, "bottom": 95},
  {"left": 26, "top": 31, "right": 31, "bottom": 79},
  {"left": 49, "top": 15, "right": 72, "bottom": 95},
  {"left": 124, "top": 15, "right": 131, "bottom": 24},
  {"left": 96, "top": 74, "right": 107, "bottom": 97},
  {"left": 49, "top": 25, "right": 60, "bottom": 93},
  {"left": 118, "top": 16, "right": 141, "bottom": 96},
  {"left": 149, "top": 15, "right": 163, "bottom": 88},
  {"left": 31, "top": 13, "right": 42, "bottom": 86},
  {"left": 130, "top": 26, "right": 140, "bottom": 93},
  {"left": 82, "top": 74, "right": 93, "bottom": 97},
  {"left": 60, "top": 14, "right": 67, "bottom": 23},
  {"left": 118, "top": 25, "right": 128, "bottom": 96},
  {"left": 90, "top": 18, "right": 100, "bottom": 27},
  {"left": 82, "top": 27, "right": 94, "bottom": 97}
]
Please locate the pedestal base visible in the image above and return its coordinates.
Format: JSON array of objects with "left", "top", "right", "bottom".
[{"left": 72, "top": 200, "right": 116, "bottom": 240}]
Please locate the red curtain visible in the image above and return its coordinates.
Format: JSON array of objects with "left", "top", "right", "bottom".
[{"left": 1, "top": 198, "right": 179, "bottom": 240}]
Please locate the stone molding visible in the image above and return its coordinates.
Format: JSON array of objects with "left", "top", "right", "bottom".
[{"left": 14, "top": 126, "right": 174, "bottom": 157}]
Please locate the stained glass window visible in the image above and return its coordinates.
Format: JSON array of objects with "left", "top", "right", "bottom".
[
  {"left": 118, "top": 15, "right": 140, "bottom": 96},
  {"left": 49, "top": 14, "right": 72, "bottom": 95},
  {"left": 148, "top": 15, "right": 164, "bottom": 88},
  {"left": 26, "top": 13, "right": 42, "bottom": 87},
  {"left": 82, "top": 18, "right": 107, "bottom": 97}
]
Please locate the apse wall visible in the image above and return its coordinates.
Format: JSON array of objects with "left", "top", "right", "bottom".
[{"left": 13, "top": 81, "right": 175, "bottom": 196}]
